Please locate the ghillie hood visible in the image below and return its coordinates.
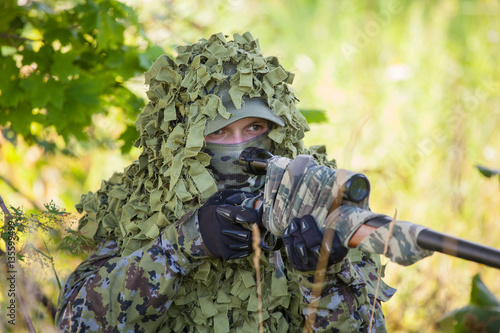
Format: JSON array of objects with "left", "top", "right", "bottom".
[{"left": 77, "top": 32, "right": 335, "bottom": 255}]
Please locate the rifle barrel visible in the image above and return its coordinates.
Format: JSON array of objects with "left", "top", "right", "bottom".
[
  {"left": 365, "top": 218, "right": 500, "bottom": 269},
  {"left": 240, "top": 148, "right": 500, "bottom": 269},
  {"left": 416, "top": 229, "right": 500, "bottom": 269}
]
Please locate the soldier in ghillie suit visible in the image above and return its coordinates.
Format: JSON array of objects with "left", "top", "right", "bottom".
[{"left": 56, "top": 32, "right": 432, "bottom": 332}]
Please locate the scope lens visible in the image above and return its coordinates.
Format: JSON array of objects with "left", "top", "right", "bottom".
[
  {"left": 346, "top": 175, "right": 370, "bottom": 202},
  {"left": 239, "top": 147, "right": 273, "bottom": 175}
]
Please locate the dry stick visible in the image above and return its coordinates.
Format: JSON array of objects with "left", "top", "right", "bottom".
[
  {"left": 303, "top": 170, "right": 348, "bottom": 333},
  {"left": 303, "top": 228, "right": 336, "bottom": 333},
  {"left": 252, "top": 224, "right": 264, "bottom": 333},
  {"left": 368, "top": 210, "right": 397, "bottom": 333},
  {"left": 1, "top": 195, "right": 37, "bottom": 333}
]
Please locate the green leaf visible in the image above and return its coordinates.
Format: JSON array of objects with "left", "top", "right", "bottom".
[
  {"left": 438, "top": 305, "right": 500, "bottom": 333},
  {"left": 46, "top": 79, "right": 66, "bottom": 110},
  {"left": 1, "top": 231, "right": 10, "bottom": 245},
  {"left": 299, "top": 109, "right": 328, "bottom": 124},
  {"left": 76, "top": 1, "right": 99, "bottom": 32},
  {"left": 438, "top": 274, "right": 500, "bottom": 333},
  {"left": 21, "top": 45, "right": 54, "bottom": 74},
  {"left": 0, "top": 79, "right": 24, "bottom": 109},
  {"left": 0, "top": 57, "right": 22, "bottom": 108},
  {"left": 64, "top": 75, "right": 105, "bottom": 107},
  {"left": 470, "top": 274, "right": 500, "bottom": 307},
  {"left": 476, "top": 165, "right": 500, "bottom": 178},
  {"left": 45, "top": 75, "right": 104, "bottom": 139},
  {"left": 20, "top": 73, "right": 47, "bottom": 107},
  {"left": 0, "top": 0, "right": 25, "bottom": 33},
  {"left": 104, "top": 49, "right": 126, "bottom": 68},
  {"left": 119, "top": 124, "right": 139, "bottom": 153},
  {"left": 1, "top": 0, "right": 159, "bottom": 150},
  {"left": 112, "top": 0, "right": 140, "bottom": 25},
  {"left": 42, "top": 14, "right": 75, "bottom": 46},
  {"left": 2, "top": 102, "right": 33, "bottom": 137},
  {"left": 139, "top": 45, "right": 166, "bottom": 70},
  {"left": 95, "top": 2, "right": 125, "bottom": 50},
  {"left": 51, "top": 50, "right": 79, "bottom": 81},
  {"left": 19, "top": 75, "right": 65, "bottom": 110}
]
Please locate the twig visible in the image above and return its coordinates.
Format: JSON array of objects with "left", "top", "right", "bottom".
[
  {"left": 43, "top": 238, "right": 62, "bottom": 290},
  {"left": 0, "top": 175, "right": 45, "bottom": 211},
  {"left": 252, "top": 224, "right": 263, "bottom": 333},
  {"left": 0, "top": 195, "right": 11, "bottom": 217},
  {"left": 303, "top": 228, "right": 335, "bottom": 333},
  {"left": 305, "top": 170, "right": 349, "bottom": 332},
  {"left": 368, "top": 209, "right": 397, "bottom": 332}
]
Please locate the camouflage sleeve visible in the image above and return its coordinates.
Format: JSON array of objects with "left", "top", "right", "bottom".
[
  {"left": 328, "top": 205, "right": 433, "bottom": 266},
  {"left": 56, "top": 211, "right": 210, "bottom": 332},
  {"left": 356, "top": 220, "right": 433, "bottom": 266},
  {"left": 262, "top": 155, "right": 336, "bottom": 236}
]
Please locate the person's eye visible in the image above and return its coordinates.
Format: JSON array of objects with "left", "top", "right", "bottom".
[
  {"left": 206, "top": 129, "right": 226, "bottom": 138},
  {"left": 248, "top": 123, "right": 268, "bottom": 132},
  {"left": 210, "top": 129, "right": 224, "bottom": 135}
]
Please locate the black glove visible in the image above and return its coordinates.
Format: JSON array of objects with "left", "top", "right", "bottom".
[
  {"left": 282, "top": 214, "right": 348, "bottom": 271},
  {"left": 198, "top": 190, "right": 261, "bottom": 260}
]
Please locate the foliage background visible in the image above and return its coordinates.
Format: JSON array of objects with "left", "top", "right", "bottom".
[{"left": 1, "top": 0, "right": 499, "bottom": 332}]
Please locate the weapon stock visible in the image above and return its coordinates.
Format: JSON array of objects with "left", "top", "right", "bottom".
[{"left": 239, "top": 147, "right": 500, "bottom": 269}]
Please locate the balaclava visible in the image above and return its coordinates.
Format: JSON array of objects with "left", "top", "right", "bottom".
[
  {"left": 201, "top": 65, "right": 285, "bottom": 192},
  {"left": 204, "top": 132, "right": 272, "bottom": 192},
  {"left": 76, "top": 32, "right": 336, "bottom": 255}
]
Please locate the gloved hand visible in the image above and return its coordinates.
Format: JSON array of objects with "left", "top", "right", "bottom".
[
  {"left": 198, "top": 190, "right": 262, "bottom": 260},
  {"left": 282, "top": 214, "right": 348, "bottom": 271}
]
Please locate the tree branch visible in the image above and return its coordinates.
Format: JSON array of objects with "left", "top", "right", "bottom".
[
  {"left": 0, "top": 175, "right": 45, "bottom": 211},
  {"left": 0, "top": 32, "right": 44, "bottom": 43}
]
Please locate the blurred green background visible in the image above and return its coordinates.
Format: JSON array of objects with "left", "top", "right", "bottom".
[{"left": 1, "top": 0, "right": 499, "bottom": 332}]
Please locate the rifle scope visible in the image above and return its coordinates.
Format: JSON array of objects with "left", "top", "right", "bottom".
[{"left": 239, "top": 147, "right": 370, "bottom": 203}]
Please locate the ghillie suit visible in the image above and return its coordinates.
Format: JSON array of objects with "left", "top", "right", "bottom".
[
  {"left": 76, "top": 32, "right": 335, "bottom": 256},
  {"left": 57, "top": 32, "right": 398, "bottom": 332}
]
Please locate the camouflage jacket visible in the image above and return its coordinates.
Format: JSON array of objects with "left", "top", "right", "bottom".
[
  {"left": 56, "top": 153, "right": 438, "bottom": 332},
  {"left": 56, "top": 210, "right": 396, "bottom": 332}
]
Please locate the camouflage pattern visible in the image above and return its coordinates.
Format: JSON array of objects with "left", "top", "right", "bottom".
[
  {"left": 203, "top": 132, "right": 272, "bottom": 192},
  {"left": 263, "top": 155, "right": 434, "bottom": 266},
  {"left": 357, "top": 219, "right": 433, "bottom": 266},
  {"left": 57, "top": 209, "right": 395, "bottom": 332},
  {"left": 262, "top": 155, "right": 335, "bottom": 236}
]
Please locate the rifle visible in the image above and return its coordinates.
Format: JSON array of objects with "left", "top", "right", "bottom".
[{"left": 239, "top": 147, "right": 500, "bottom": 269}]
